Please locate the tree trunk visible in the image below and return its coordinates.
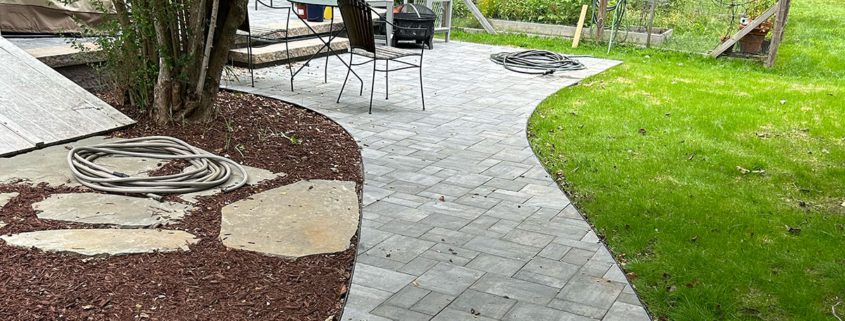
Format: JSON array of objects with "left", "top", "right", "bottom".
[
  {"left": 144, "top": 0, "right": 247, "bottom": 124},
  {"left": 180, "top": 0, "right": 247, "bottom": 122}
]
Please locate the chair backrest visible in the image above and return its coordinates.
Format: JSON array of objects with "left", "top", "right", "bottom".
[
  {"left": 238, "top": 9, "right": 251, "bottom": 32},
  {"left": 337, "top": 0, "right": 376, "bottom": 53}
]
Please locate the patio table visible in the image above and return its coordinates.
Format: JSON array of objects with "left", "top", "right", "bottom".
[{"left": 286, "top": 0, "right": 394, "bottom": 91}]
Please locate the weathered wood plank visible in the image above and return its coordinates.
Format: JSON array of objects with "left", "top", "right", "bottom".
[
  {"left": 0, "top": 53, "right": 119, "bottom": 133},
  {"left": 766, "top": 0, "right": 791, "bottom": 67},
  {"left": 0, "top": 35, "right": 136, "bottom": 156},
  {"left": 463, "top": 0, "right": 496, "bottom": 34},
  {"left": 0, "top": 124, "right": 34, "bottom": 156},
  {"left": 710, "top": 3, "right": 778, "bottom": 58},
  {"left": 0, "top": 37, "right": 134, "bottom": 126}
]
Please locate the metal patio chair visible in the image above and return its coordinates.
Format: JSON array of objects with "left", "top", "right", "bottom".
[
  {"left": 237, "top": 3, "right": 291, "bottom": 87},
  {"left": 336, "top": 0, "right": 427, "bottom": 114}
]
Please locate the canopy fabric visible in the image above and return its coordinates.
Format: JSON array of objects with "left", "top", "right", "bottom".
[{"left": 0, "top": 0, "right": 114, "bottom": 34}]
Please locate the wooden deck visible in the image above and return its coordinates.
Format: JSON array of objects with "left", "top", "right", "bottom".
[{"left": 0, "top": 36, "right": 134, "bottom": 157}]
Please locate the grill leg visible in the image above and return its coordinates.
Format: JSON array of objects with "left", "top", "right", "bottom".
[
  {"left": 385, "top": 60, "right": 389, "bottom": 100},
  {"left": 419, "top": 54, "right": 425, "bottom": 111}
]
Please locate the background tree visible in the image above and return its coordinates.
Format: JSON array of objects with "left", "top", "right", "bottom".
[{"left": 95, "top": 0, "right": 247, "bottom": 125}]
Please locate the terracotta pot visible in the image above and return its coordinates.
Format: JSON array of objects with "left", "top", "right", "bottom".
[{"left": 739, "top": 32, "right": 765, "bottom": 54}]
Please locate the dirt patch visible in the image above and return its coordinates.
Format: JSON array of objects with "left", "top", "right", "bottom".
[{"left": 0, "top": 91, "right": 363, "bottom": 321}]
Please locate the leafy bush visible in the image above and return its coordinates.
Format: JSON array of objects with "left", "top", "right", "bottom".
[{"left": 473, "top": 0, "right": 591, "bottom": 24}]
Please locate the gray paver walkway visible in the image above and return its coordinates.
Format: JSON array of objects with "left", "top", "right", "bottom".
[{"left": 223, "top": 40, "right": 650, "bottom": 321}]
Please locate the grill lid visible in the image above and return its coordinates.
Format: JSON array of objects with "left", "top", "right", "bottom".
[{"left": 396, "top": 3, "right": 435, "bottom": 18}]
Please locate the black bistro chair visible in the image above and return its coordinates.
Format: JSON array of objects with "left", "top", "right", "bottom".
[{"left": 336, "top": 0, "right": 427, "bottom": 114}]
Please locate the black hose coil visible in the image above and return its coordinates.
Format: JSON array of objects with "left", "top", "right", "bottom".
[{"left": 490, "top": 50, "right": 586, "bottom": 75}]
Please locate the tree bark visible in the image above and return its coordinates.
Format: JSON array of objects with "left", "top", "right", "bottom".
[{"left": 180, "top": 0, "right": 247, "bottom": 122}]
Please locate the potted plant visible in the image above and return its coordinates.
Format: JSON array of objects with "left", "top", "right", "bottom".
[{"left": 738, "top": 14, "right": 773, "bottom": 54}]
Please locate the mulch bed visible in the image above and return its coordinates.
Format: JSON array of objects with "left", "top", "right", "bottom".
[{"left": 0, "top": 91, "right": 363, "bottom": 321}]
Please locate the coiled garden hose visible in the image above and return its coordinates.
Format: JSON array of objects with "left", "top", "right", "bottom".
[
  {"left": 68, "top": 136, "right": 248, "bottom": 200},
  {"left": 490, "top": 50, "right": 586, "bottom": 75}
]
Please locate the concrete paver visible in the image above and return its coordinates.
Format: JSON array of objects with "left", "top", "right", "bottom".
[{"left": 224, "top": 39, "right": 649, "bottom": 321}]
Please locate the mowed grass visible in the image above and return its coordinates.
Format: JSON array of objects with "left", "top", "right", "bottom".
[{"left": 452, "top": 0, "right": 845, "bottom": 320}]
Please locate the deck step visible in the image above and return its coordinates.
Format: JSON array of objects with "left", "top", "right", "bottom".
[
  {"left": 229, "top": 37, "right": 350, "bottom": 65},
  {"left": 235, "top": 19, "right": 345, "bottom": 46}
]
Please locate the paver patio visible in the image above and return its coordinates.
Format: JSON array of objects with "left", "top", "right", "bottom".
[{"left": 223, "top": 40, "right": 650, "bottom": 321}]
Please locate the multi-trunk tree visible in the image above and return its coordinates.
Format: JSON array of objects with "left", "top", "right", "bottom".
[{"left": 100, "top": 0, "right": 247, "bottom": 125}]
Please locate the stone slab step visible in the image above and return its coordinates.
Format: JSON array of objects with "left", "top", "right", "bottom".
[
  {"left": 0, "top": 229, "right": 199, "bottom": 256},
  {"left": 220, "top": 180, "right": 359, "bottom": 258},
  {"left": 33, "top": 193, "right": 192, "bottom": 228},
  {"left": 236, "top": 19, "right": 345, "bottom": 44},
  {"left": 229, "top": 37, "right": 350, "bottom": 65}
]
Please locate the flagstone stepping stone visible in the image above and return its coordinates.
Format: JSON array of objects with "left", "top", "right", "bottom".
[
  {"left": 1, "top": 192, "right": 18, "bottom": 207},
  {"left": 0, "top": 136, "right": 160, "bottom": 187},
  {"left": 0, "top": 229, "right": 198, "bottom": 256},
  {"left": 34, "top": 193, "right": 192, "bottom": 227},
  {"left": 220, "top": 180, "right": 359, "bottom": 258}
]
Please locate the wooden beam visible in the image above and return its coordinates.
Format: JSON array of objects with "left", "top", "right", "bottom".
[
  {"left": 645, "top": 0, "right": 658, "bottom": 48},
  {"left": 595, "top": 0, "right": 608, "bottom": 42},
  {"left": 572, "top": 5, "right": 589, "bottom": 48},
  {"left": 766, "top": 0, "right": 791, "bottom": 67},
  {"left": 710, "top": 2, "right": 779, "bottom": 58},
  {"left": 463, "top": 0, "right": 496, "bottom": 34}
]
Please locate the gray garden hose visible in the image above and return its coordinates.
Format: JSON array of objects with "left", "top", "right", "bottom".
[
  {"left": 67, "top": 136, "right": 248, "bottom": 200},
  {"left": 490, "top": 50, "right": 586, "bottom": 75}
]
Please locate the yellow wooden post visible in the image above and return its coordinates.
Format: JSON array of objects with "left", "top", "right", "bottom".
[{"left": 572, "top": 5, "right": 589, "bottom": 48}]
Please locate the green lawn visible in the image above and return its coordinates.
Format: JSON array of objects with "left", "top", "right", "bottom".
[{"left": 453, "top": 0, "right": 845, "bottom": 320}]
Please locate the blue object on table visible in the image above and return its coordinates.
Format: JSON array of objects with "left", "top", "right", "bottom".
[{"left": 306, "top": 4, "right": 325, "bottom": 21}]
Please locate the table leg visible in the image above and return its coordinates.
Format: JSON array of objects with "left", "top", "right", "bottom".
[
  {"left": 325, "top": 12, "right": 335, "bottom": 83},
  {"left": 288, "top": 10, "right": 363, "bottom": 91}
]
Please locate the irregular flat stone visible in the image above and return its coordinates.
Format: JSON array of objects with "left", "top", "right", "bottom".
[
  {"left": 0, "top": 229, "right": 198, "bottom": 256},
  {"left": 179, "top": 165, "right": 285, "bottom": 203},
  {"left": 1, "top": 192, "right": 19, "bottom": 207},
  {"left": 34, "top": 193, "right": 191, "bottom": 227},
  {"left": 0, "top": 221, "right": 5, "bottom": 229},
  {"left": 0, "top": 136, "right": 160, "bottom": 187},
  {"left": 220, "top": 180, "right": 359, "bottom": 258}
]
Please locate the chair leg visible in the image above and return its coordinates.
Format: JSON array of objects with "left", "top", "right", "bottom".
[
  {"left": 285, "top": 9, "right": 293, "bottom": 92},
  {"left": 385, "top": 60, "right": 389, "bottom": 100},
  {"left": 369, "top": 60, "right": 376, "bottom": 114},
  {"left": 337, "top": 52, "right": 353, "bottom": 103},
  {"left": 248, "top": 33, "right": 255, "bottom": 87},
  {"left": 325, "top": 13, "right": 335, "bottom": 84},
  {"left": 419, "top": 61, "right": 425, "bottom": 111}
]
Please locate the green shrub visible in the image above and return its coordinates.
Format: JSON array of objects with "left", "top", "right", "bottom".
[{"left": 476, "top": 0, "right": 591, "bottom": 24}]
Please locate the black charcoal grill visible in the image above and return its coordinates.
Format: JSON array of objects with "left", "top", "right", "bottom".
[{"left": 384, "top": 4, "right": 436, "bottom": 49}]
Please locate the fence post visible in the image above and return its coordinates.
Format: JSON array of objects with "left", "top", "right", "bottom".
[
  {"left": 766, "top": 0, "right": 791, "bottom": 68},
  {"left": 645, "top": 0, "right": 657, "bottom": 48},
  {"left": 595, "top": 0, "right": 609, "bottom": 42}
]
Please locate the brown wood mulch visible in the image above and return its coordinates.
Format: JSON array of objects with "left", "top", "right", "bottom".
[{"left": 0, "top": 91, "right": 363, "bottom": 321}]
